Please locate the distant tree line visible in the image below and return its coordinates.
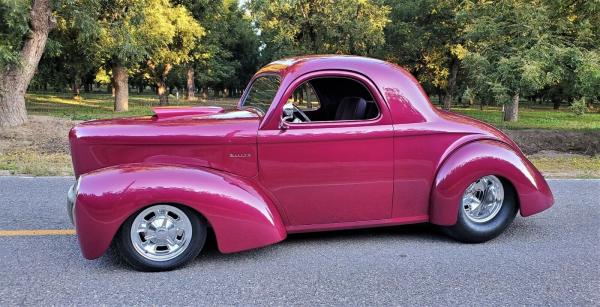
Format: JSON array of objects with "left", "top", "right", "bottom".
[{"left": 1, "top": 0, "right": 599, "bottom": 126}]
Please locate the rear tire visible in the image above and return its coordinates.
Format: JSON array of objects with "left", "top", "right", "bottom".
[
  {"left": 115, "top": 204, "right": 206, "bottom": 271},
  {"left": 442, "top": 176, "right": 518, "bottom": 243}
]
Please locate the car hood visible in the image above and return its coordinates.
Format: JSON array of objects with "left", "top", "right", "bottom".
[{"left": 69, "top": 108, "right": 260, "bottom": 145}]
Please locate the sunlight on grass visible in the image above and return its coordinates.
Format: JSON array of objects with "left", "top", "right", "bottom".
[{"left": 26, "top": 92, "right": 239, "bottom": 121}]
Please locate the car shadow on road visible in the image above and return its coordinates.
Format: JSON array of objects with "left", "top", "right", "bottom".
[
  {"left": 96, "top": 220, "right": 532, "bottom": 271},
  {"left": 195, "top": 223, "right": 453, "bottom": 261}
]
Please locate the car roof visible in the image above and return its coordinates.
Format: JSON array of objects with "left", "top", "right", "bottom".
[
  {"left": 257, "top": 55, "right": 395, "bottom": 76},
  {"left": 255, "top": 55, "right": 440, "bottom": 123}
]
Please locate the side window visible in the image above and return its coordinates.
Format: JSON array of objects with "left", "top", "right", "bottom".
[
  {"left": 287, "top": 82, "right": 321, "bottom": 111},
  {"left": 242, "top": 75, "right": 280, "bottom": 114},
  {"left": 283, "top": 77, "right": 380, "bottom": 123}
]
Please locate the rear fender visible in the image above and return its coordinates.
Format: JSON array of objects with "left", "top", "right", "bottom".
[
  {"left": 430, "top": 140, "right": 554, "bottom": 226},
  {"left": 74, "top": 163, "right": 286, "bottom": 259}
]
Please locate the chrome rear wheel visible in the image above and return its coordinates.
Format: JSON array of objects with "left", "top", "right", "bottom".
[
  {"left": 461, "top": 175, "right": 504, "bottom": 223},
  {"left": 441, "top": 175, "right": 517, "bottom": 243}
]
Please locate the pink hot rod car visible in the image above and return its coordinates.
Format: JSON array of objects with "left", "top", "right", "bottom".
[{"left": 68, "top": 55, "right": 553, "bottom": 271}]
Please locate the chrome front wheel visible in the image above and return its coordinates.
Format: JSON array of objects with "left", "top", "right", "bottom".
[
  {"left": 130, "top": 205, "right": 193, "bottom": 262},
  {"left": 116, "top": 204, "right": 206, "bottom": 271}
]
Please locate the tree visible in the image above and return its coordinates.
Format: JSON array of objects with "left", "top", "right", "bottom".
[
  {"left": 179, "top": 0, "right": 259, "bottom": 99},
  {"left": 382, "top": 0, "right": 464, "bottom": 110},
  {"left": 143, "top": 0, "right": 203, "bottom": 105},
  {"left": 33, "top": 2, "right": 99, "bottom": 99},
  {"left": 459, "top": 0, "right": 564, "bottom": 121},
  {"left": 68, "top": 0, "right": 197, "bottom": 111},
  {"left": 0, "top": 0, "right": 55, "bottom": 127},
  {"left": 247, "top": 0, "right": 390, "bottom": 60}
]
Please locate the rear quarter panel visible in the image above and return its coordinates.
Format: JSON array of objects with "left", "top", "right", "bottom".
[{"left": 429, "top": 140, "right": 554, "bottom": 225}]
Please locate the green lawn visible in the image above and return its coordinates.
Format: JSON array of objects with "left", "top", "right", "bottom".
[
  {"left": 25, "top": 92, "right": 600, "bottom": 130},
  {"left": 25, "top": 92, "right": 239, "bottom": 121},
  {"left": 449, "top": 106, "right": 600, "bottom": 130}
]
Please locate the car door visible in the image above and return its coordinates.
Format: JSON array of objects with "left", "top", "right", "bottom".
[{"left": 257, "top": 71, "right": 394, "bottom": 227}]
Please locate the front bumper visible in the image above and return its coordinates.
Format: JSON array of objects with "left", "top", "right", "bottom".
[{"left": 67, "top": 183, "right": 76, "bottom": 226}]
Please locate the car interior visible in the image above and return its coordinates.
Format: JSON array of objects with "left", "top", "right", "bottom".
[{"left": 284, "top": 77, "right": 380, "bottom": 123}]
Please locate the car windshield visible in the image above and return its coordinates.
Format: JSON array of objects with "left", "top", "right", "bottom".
[{"left": 241, "top": 75, "right": 280, "bottom": 114}]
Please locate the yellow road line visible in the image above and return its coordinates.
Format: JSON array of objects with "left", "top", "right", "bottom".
[{"left": 0, "top": 229, "right": 76, "bottom": 236}]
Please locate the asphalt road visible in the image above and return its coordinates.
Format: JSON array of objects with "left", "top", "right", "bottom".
[{"left": 0, "top": 177, "right": 598, "bottom": 306}]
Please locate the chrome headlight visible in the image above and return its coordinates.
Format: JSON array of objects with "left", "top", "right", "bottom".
[{"left": 67, "top": 177, "right": 81, "bottom": 226}]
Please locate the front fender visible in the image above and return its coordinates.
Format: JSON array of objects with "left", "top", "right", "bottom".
[
  {"left": 74, "top": 163, "right": 286, "bottom": 259},
  {"left": 430, "top": 140, "right": 554, "bottom": 226}
]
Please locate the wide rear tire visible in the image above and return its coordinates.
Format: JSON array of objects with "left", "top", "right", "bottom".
[{"left": 442, "top": 176, "right": 518, "bottom": 243}]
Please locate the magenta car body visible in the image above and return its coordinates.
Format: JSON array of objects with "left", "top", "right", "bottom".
[{"left": 68, "top": 55, "right": 553, "bottom": 269}]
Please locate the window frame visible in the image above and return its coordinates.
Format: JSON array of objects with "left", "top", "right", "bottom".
[{"left": 268, "top": 71, "right": 390, "bottom": 130}]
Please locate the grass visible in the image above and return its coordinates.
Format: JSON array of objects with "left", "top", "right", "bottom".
[
  {"left": 0, "top": 149, "right": 72, "bottom": 176},
  {"left": 449, "top": 106, "right": 600, "bottom": 130},
  {"left": 26, "top": 92, "right": 600, "bottom": 130},
  {"left": 528, "top": 154, "right": 600, "bottom": 178},
  {"left": 25, "top": 92, "right": 239, "bottom": 120}
]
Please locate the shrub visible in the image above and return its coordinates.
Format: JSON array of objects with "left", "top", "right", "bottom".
[{"left": 570, "top": 98, "right": 587, "bottom": 116}]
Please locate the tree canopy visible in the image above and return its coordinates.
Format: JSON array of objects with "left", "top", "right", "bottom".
[{"left": 1, "top": 0, "right": 599, "bottom": 126}]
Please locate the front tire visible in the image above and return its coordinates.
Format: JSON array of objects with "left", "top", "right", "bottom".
[
  {"left": 115, "top": 204, "right": 206, "bottom": 271},
  {"left": 442, "top": 175, "right": 518, "bottom": 243}
]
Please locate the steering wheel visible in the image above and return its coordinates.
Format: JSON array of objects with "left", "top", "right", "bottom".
[{"left": 293, "top": 105, "right": 311, "bottom": 122}]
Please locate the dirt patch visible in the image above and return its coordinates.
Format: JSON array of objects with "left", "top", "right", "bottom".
[
  {"left": 0, "top": 115, "right": 77, "bottom": 154},
  {"left": 504, "top": 129, "right": 600, "bottom": 155},
  {"left": 0, "top": 116, "right": 77, "bottom": 176}
]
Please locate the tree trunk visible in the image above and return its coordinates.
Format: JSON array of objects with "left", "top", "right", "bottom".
[
  {"left": 553, "top": 99, "right": 560, "bottom": 110},
  {"left": 503, "top": 93, "right": 519, "bottom": 122},
  {"left": 112, "top": 64, "right": 128, "bottom": 112},
  {"left": 442, "top": 95, "right": 452, "bottom": 110},
  {"left": 0, "top": 0, "right": 55, "bottom": 127},
  {"left": 72, "top": 79, "right": 81, "bottom": 100},
  {"left": 442, "top": 57, "right": 459, "bottom": 110},
  {"left": 201, "top": 86, "right": 208, "bottom": 99},
  {"left": 150, "top": 63, "right": 172, "bottom": 105},
  {"left": 186, "top": 67, "right": 195, "bottom": 100},
  {"left": 157, "top": 81, "right": 168, "bottom": 105}
]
